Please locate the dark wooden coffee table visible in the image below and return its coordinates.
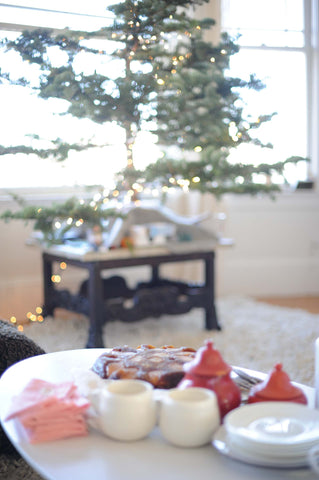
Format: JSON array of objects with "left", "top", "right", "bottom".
[{"left": 41, "top": 246, "right": 222, "bottom": 347}]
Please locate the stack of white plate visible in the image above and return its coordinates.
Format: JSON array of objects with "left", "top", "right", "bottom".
[{"left": 213, "top": 402, "right": 319, "bottom": 468}]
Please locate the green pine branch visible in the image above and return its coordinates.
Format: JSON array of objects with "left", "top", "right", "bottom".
[
  {"left": 0, "top": 196, "right": 124, "bottom": 244},
  {"left": 0, "top": 139, "right": 100, "bottom": 161}
]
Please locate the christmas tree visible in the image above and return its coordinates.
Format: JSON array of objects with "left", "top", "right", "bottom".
[{"left": 0, "top": 0, "right": 306, "bottom": 236}]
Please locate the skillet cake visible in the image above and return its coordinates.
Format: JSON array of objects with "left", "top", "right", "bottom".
[{"left": 92, "top": 344, "right": 196, "bottom": 389}]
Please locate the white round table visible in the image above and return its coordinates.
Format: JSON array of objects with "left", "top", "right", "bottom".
[{"left": 0, "top": 349, "right": 317, "bottom": 480}]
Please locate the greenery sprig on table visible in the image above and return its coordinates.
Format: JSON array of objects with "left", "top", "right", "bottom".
[{"left": 1, "top": 195, "right": 124, "bottom": 245}]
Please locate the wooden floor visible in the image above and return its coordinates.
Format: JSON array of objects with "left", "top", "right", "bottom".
[{"left": 255, "top": 296, "right": 319, "bottom": 314}]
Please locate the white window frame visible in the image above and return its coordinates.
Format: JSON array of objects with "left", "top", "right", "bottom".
[
  {"left": 306, "top": 0, "right": 319, "bottom": 179},
  {"left": 0, "top": 3, "right": 119, "bottom": 200},
  {"left": 220, "top": 0, "right": 319, "bottom": 188}
]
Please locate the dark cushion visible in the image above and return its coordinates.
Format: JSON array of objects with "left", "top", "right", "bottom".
[
  {"left": 0, "top": 319, "right": 45, "bottom": 453},
  {"left": 0, "top": 319, "right": 45, "bottom": 377}
]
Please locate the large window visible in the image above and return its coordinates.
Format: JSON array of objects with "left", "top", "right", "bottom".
[
  {"left": 0, "top": 0, "right": 318, "bottom": 190},
  {"left": 0, "top": 0, "right": 160, "bottom": 190},
  {"left": 221, "top": 0, "right": 318, "bottom": 186}
]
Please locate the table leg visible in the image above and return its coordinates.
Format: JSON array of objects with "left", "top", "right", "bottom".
[
  {"left": 86, "top": 263, "right": 105, "bottom": 348},
  {"left": 204, "top": 253, "right": 221, "bottom": 331},
  {"left": 42, "top": 253, "right": 56, "bottom": 317},
  {"left": 151, "top": 265, "right": 160, "bottom": 282}
]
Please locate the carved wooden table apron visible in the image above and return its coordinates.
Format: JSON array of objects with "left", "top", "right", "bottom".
[{"left": 41, "top": 249, "right": 221, "bottom": 348}]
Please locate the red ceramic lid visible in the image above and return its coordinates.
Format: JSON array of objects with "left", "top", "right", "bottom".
[
  {"left": 249, "top": 363, "right": 306, "bottom": 400},
  {"left": 184, "top": 339, "right": 231, "bottom": 376}
]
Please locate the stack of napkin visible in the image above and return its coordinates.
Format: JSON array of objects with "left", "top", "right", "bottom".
[{"left": 5, "top": 378, "right": 90, "bottom": 443}]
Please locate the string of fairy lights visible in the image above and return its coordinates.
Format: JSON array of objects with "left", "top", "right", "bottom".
[
  {"left": 92, "top": 23, "right": 233, "bottom": 166},
  {"left": 9, "top": 261, "right": 68, "bottom": 331}
]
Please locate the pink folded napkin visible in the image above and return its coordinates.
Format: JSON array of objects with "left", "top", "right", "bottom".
[{"left": 5, "top": 378, "right": 90, "bottom": 443}]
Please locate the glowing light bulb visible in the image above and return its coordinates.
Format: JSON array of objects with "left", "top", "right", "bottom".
[
  {"left": 51, "top": 275, "right": 61, "bottom": 283},
  {"left": 133, "top": 183, "right": 144, "bottom": 193}
]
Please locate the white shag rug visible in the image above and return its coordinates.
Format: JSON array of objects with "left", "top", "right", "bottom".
[{"left": 22, "top": 295, "right": 319, "bottom": 387}]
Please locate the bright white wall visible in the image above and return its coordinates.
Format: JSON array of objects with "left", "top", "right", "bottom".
[
  {"left": 219, "top": 191, "right": 319, "bottom": 296},
  {"left": 165, "top": 189, "right": 319, "bottom": 297}
]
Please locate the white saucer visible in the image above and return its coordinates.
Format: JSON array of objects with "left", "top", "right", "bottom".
[
  {"left": 212, "top": 426, "right": 310, "bottom": 469},
  {"left": 224, "top": 402, "right": 319, "bottom": 449}
]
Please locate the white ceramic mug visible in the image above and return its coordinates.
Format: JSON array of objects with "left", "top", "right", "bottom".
[
  {"left": 158, "top": 387, "right": 220, "bottom": 447},
  {"left": 130, "top": 225, "right": 150, "bottom": 247},
  {"left": 90, "top": 379, "right": 157, "bottom": 441}
]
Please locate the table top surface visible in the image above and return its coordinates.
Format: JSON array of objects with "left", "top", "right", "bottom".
[
  {"left": 41, "top": 244, "right": 219, "bottom": 266},
  {"left": 0, "top": 349, "right": 316, "bottom": 480},
  {"left": 32, "top": 237, "right": 233, "bottom": 263}
]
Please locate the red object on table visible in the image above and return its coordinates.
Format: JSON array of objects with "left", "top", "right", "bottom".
[
  {"left": 177, "top": 339, "right": 241, "bottom": 420},
  {"left": 247, "top": 363, "right": 308, "bottom": 405}
]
